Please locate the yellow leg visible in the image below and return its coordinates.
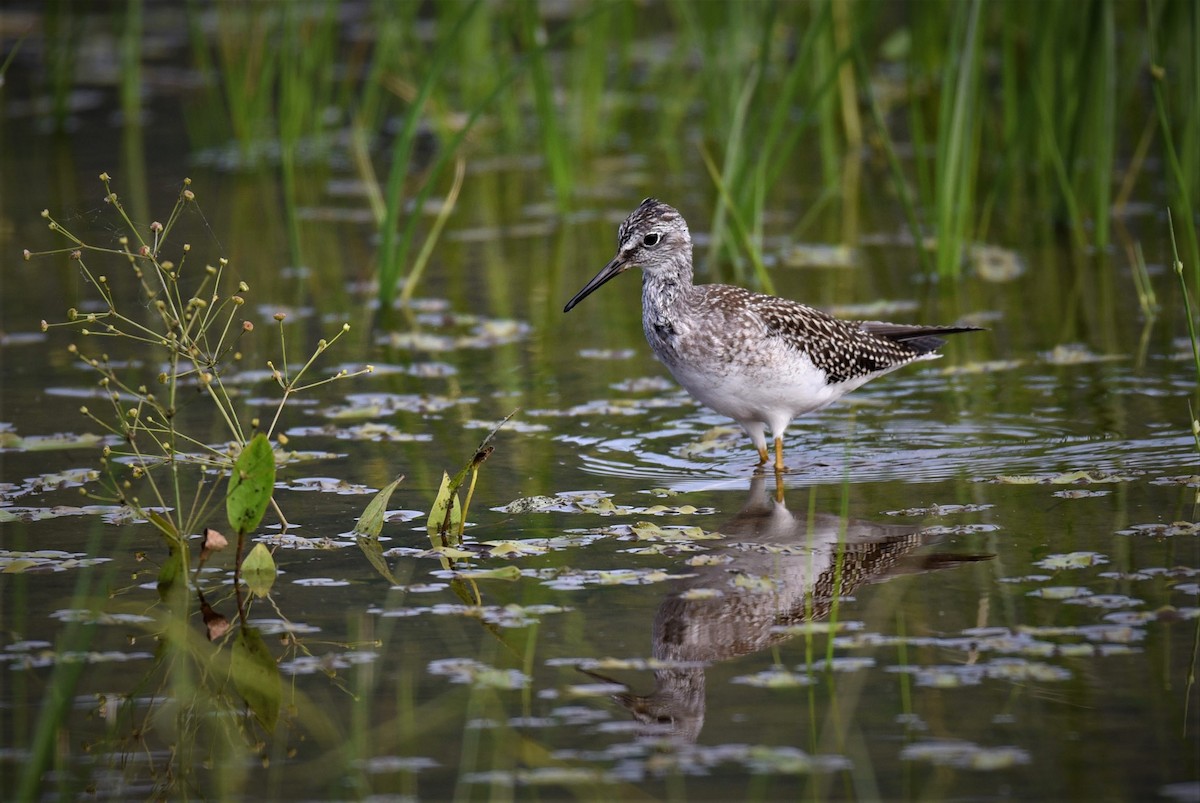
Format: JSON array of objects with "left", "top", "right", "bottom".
[
  {"left": 774, "top": 470, "right": 786, "bottom": 503},
  {"left": 773, "top": 437, "right": 785, "bottom": 473},
  {"left": 756, "top": 445, "right": 769, "bottom": 465}
]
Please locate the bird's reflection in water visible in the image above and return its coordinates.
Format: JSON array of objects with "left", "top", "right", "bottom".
[{"left": 590, "top": 474, "right": 991, "bottom": 743}]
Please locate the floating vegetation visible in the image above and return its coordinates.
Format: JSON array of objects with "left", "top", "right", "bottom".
[
  {"left": 1052, "top": 489, "right": 1113, "bottom": 498},
  {"left": 577, "top": 348, "right": 635, "bottom": 360},
  {"left": 620, "top": 522, "right": 719, "bottom": 541},
  {"left": 285, "top": 422, "right": 433, "bottom": 442},
  {"left": 609, "top": 376, "right": 676, "bottom": 393},
  {"left": 372, "top": 603, "right": 569, "bottom": 629},
  {"left": 495, "top": 492, "right": 711, "bottom": 517},
  {"left": 836, "top": 622, "right": 1143, "bottom": 658},
  {"left": 0, "top": 550, "right": 111, "bottom": 573},
  {"left": 338, "top": 361, "right": 457, "bottom": 378},
  {"left": 889, "top": 658, "right": 1072, "bottom": 687},
  {"left": 0, "top": 505, "right": 126, "bottom": 523},
  {"left": 529, "top": 567, "right": 696, "bottom": 591},
  {"left": 527, "top": 397, "right": 679, "bottom": 418},
  {"left": 683, "top": 555, "right": 733, "bottom": 569},
  {"left": 988, "top": 470, "right": 1141, "bottom": 485},
  {"left": 477, "top": 539, "right": 548, "bottom": 557},
  {"left": 354, "top": 756, "right": 440, "bottom": 774},
  {"left": 901, "top": 740, "right": 1031, "bottom": 770},
  {"left": 427, "top": 658, "right": 529, "bottom": 689},
  {"left": 969, "top": 244, "right": 1025, "bottom": 282},
  {"left": 317, "top": 392, "right": 469, "bottom": 420},
  {"left": 0, "top": 431, "right": 105, "bottom": 452},
  {"left": 1034, "top": 552, "right": 1110, "bottom": 570},
  {"left": 546, "top": 656, "right": 705, "bottom": 673},
  {"left": 780, "top": 243, "right": 858, "bottom": 269},
  {"left": 939, "top": 358, "right": 1026, "bottom": 376},
  {"left": 5, "top": 649, "right": 155, "bottom": 671},
  {"left": 277, "top": 477, "right": 377, "bottom": 495},
  {"left": 1027, "top": 586, "right": 1094, "bottom": 600},
  {"left": 462, "top": 767, "right": 610, "bottom": 788},
  {"left": 885, "top": 502, "right": 995, "bottom": 517},
  {"left": 1063, "top": 594, "right": 1144, "bottom": 610},
  {"left": 1117, "top": 521, "right": 1200, "bottom": 538},
  {"left": 677, "top": 426, "right": 744, "bottom": 458},
  {"left": 1040, "top": 344, "right": 1125, "bottom": 365},
  {"left": 731, "top": 667, "right": 814, "bottom": 688},
  {"left": 1149, "top": 476, "right": 1200, "bottom": 487},
  {"left": 378, "top": 318, "right": 530, "bottom": 351},
  {"left": 771, "top": 621, "right": 866, "bottom": 637},
  {"left": 1, "top": 467, "right": 98, "bottom": 499}
]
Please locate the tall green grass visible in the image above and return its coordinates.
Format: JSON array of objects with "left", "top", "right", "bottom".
[{"left": 31, "top": 0, "right": 1197, "bottom": 299}]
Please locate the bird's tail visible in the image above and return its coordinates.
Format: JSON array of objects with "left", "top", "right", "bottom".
[{"left": 861, "top": 322, "right": 984, "bottom": 355}]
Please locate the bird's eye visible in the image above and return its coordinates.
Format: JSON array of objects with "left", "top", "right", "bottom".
[{"left": 642, "top": 232, "right": 661, "bottom": 247}]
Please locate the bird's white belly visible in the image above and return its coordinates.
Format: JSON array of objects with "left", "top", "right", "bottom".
[{"left": 666, "top": 347, "right": 856, "bottom": 426}]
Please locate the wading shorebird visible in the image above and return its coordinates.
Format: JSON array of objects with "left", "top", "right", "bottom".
[{"left": 563, "top": 199, "right": 981, "bottom": 472}]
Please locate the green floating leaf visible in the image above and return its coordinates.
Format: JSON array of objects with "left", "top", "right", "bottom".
[
  {"left": 423, "top": 545, "right": 475, "bottom": 560},
  {"left": 451, "top": 566, "right": 522, "bottom": 581},
  {"left": 232, "top": 625, "right": 280, "bottom": 731},
  {"left": 0, "top": 432, "right": 104, "bottom": 451},
  {"left": 226, "top": 434, "right": 276, "bottom": 535},
  {"left": 354, "top": 475, "right": 404, "bottom": 539},
  {"left": 1034, "top": 551, "right": 1109, "bottom": 570},
  {"left": 482, "top": 540, "right": 546, "bottom": 557},
  {"left": 241, "top": 543, "right": 276, "bottom": 598}
]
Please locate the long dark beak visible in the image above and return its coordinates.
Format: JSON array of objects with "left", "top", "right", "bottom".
[{"left": 563, "top": 256, "right": 628, "bottom": 312}]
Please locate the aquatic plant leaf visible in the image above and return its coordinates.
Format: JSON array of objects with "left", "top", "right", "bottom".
[
  {"left": 428, "top": 657, "right": 529, "bottom": 689},
  {"left": 1117, "top": 521, "right": 1200, "bottom": 538},
  {"left": 1041, "top": 344, "right": 1124, "bottom": 365},
  {"left": 156, "top": 546, "right": 186, "bottom": 605},
  {"left": 419, "top": 546, "right": 473, "bottom": 560},
  {"left": 450, "top": 566, "right": 522, "bottom": 581},
  {"left": 901, "top": 740, "right": 1031, "bottom": 770},
  {"left": 232, "top": 625, "right": 280, "bottom": 731},
  {"left": 483, "top": 540, "right": 546, "bottom": 557},
  {"left": 286, "top": 422, "right": 432, "bottom": 442},
  {"left": 1063, "top": 594, "right": 1143, "bottom": 609},
  {"left": 939, "top": 358, "right": 1026, "bottom": 376},
  {"left": 1027, "top": 586, "right": 1092, "bottom": 600},
  {"left": 147, "top": 510, "right": 179, "bottom": 545},
  {"left": 990, "top": 470, "right": 1138, "bottom": 485},
  {"left": 426, "top": 472, "right": 462, "bottom": 544},
  {"left": 743, "top": 745, "right": 831, "bottom": 774},
  {"left": 354, "top": 475, "right": 404, "bottom": 539},
  {"left": 732, "top": 668, "right": 814, "bottom": 688},
  {"left": 495, "top": 495, "right": 561, "bottom": 513},
  {"left": 279, "top": 477, "right": 377, "bottom": 495},
  {"left": 1035, "top": 551, "right": 1109, "bottom": 570},
  {"left": 356, "top": 537, "right": 401, "bottom": 586},
  {"left": 226, "top": 434, "right": 276, "bottom": 534},
  {"left": 0, "top": 431, "right": 104, "bottom": 451},
  {"left": 241, "top": 543, "right": 276, "bottom": 598}
]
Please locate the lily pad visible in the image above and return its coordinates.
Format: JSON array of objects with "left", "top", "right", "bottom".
[
  {"left": 901, "top": 740, "right": 1031, "bottom": 770},
  {"left": 1034, "top": 552, "right": 1109, "bottom": 570},
  {"left": 427, "top": 658, "right": 528, "bottom": 689},
  {"left": 0, "top": 432, "right": 104, "bottom": 452}
]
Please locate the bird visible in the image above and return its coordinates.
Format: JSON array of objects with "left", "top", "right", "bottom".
[{"left": 563, "top": 198, "right": 982, "bottom": 472}]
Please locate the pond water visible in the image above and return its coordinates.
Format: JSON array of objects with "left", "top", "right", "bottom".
[{"left": 1, "top": 4, "right": 1199, "bottom": 801}]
